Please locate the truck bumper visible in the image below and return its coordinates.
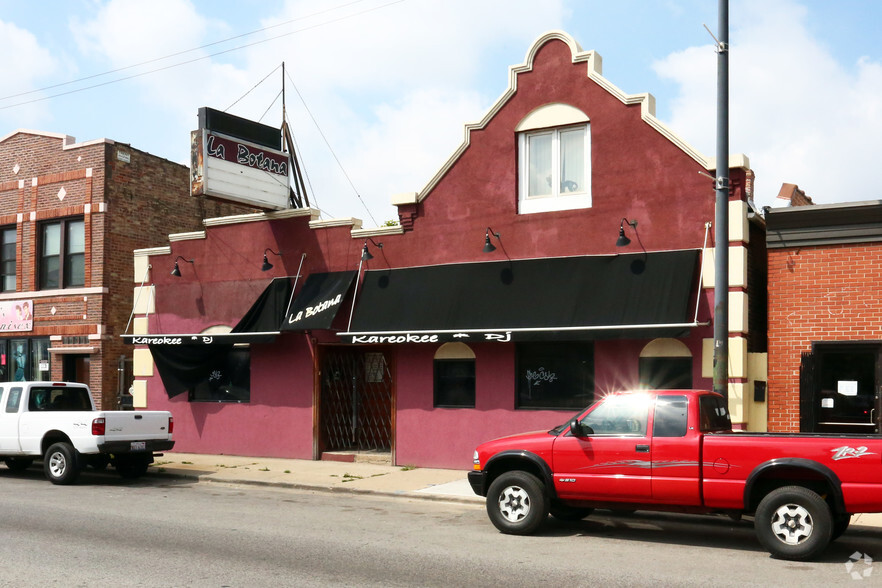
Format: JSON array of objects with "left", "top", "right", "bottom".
[
  {"left": 96, "top": 440, "right": 175, "bottom": 454},
  {"left": 468, "top": 470, "right": 487, "bottom": 496}
]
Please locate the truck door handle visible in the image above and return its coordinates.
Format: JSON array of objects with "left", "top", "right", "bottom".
[{"left": 636, "top": 444, "right": 650, "bottom": 453}]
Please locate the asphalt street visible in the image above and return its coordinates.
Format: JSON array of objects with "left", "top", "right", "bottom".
[{"left": 0, "top": 467, "right": 880, "bottom": 586}]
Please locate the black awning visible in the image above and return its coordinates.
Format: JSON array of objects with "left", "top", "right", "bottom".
[
  {"left": 281, "top": 270, "right": 357, "bottom": 331},
  {"left": 122, "top": 277, "right": 292, "bottom": 347},
  {"left": 123, "top": 277, "right": 292, "bottom": 398},
  {"left": 341, "top": 250, "right": 701, "bottom": 344}
]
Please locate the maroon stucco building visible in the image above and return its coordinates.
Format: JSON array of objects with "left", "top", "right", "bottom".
[{"left": 129, "top": 31, "right": 766, "bottom": 468}]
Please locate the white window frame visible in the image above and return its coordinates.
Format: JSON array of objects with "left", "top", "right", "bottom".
[{"left": 518, "top": 123, "right": 591, "bottom": 214}]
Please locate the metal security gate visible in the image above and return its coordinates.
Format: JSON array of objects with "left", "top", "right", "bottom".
[{"left": 319, "top": 348, "right": 392, "bottom": 454}]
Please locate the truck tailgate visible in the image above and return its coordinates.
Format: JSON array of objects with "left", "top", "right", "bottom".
[{"left": 101, "top": 411, "right": 172, "bottom": 441}]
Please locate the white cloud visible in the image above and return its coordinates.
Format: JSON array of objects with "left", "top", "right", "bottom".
[
  {"left": 653, "top": 0, "right": 882, "bottom": 206},
  {"left": 0, "top": 19, "right": 60, "bottom": 128}
]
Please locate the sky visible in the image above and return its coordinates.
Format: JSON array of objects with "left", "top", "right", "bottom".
[{"left": 1, "top": 0, "right": 881, "bottom": 226}]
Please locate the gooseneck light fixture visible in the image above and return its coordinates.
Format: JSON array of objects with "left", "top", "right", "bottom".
[
  {"left": 483, "top": 227, "right": 501, "bottom": 253},
  {"left": 361, "top": 238, "right": 383, "bottom": 261},
  {"left": 616, "top": 218, "right": 639, "bottom": 247},
  {"left": 261, "top": 248, "right": 282, "bottom": 271},
  {"left": 170, "top": 256, "right": 193, "bottom": 277}
]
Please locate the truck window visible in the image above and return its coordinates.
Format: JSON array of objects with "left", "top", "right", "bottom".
[
  {"left": 32, "top": 387, "right": 92, "bottom": 411},
  {"left": 5, "top": 387, "right": 22, "bottom": 413},
  {"left": 699, "top": 395, "right": 732, "bottom": 432},
  {"left": 653, "top": 395, "right": 688, "bottom": 437},
  {"left": 581, "top": 393, "right": 650, "bottom": 435}
]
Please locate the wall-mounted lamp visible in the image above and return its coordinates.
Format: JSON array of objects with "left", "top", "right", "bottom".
[
  {"left": 483, "top": 227, "right": 501, "bottom": 253},
  {"left": 170, "top": 256, "right": 194, "bottom": 277},
  {"left": 261, "top": 248, "right": 282, "bottom": 271},
  {"left": 616, "top": 218, "right": 639, "bottom": 247},
  {"left": 361, "top": 238, "right": 383, "bottom": 261}
]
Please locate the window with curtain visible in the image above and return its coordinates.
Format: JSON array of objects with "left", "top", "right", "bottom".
[
  {"left": 519, "top": 123, "right": 590, "bottom": 214},
  {"left": 39, "top": 218, "right": 85, "bottom": 289}
]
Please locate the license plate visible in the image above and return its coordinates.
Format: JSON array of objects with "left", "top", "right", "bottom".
[{"left": 130, "top": 441, "right": 146, "bottom": 451}]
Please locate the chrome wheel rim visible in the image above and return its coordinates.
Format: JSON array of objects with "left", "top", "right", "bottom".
[
  {"left": 770, "top": 503, "right": 813, "bottom": 545},
  {"left": 48, "top": 451, "right": 66, "bottom": 478},
  {"left": 498, "top": 485, "right": 531, "bottom": 523}
]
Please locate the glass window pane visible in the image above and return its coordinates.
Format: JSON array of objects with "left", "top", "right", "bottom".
[
  {"left": 65, "top": 252, "right": 85, "bottom": 287},
  {"left": 527, "top": 133, "right": 552, "bottom": 197},
  {"left": 434, "top": 359, "right": 476, "bottom": 407},
  {"left": 516, "top": 342, "right": 594, "bottom": 409},
  {"left": 41, "top": 256, "right": 59, "bottom": 289},
  {"left": 31, "top": 339, "right": 50, "bottom": 381},
  {"left": 10, "top": 340, "right": 28, "bottom": 381},
  {"left": 42, "top": 224, "right": 61, "bottom": 256},
  {"left": 67, "top": 220, "right": 85, "bottom": 254},
  {"left": 1, "top": 227, "right": 15, "bottom": 292},
  {"left": 559, "top": 128, "right": 585, "bottom": 194}
]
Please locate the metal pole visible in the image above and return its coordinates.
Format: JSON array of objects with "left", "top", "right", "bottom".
[{"left": 713, "top": 0, "right": 730, "bottom": 397}]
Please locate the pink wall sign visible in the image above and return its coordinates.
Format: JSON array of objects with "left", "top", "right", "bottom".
[{"left": 0, "top": 300, "right": 33, "bottom": 332}]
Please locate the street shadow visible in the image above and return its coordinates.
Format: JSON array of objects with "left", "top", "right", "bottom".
[
  {"left": 0, "top": 463, "right": 203, "bottom": 488},
  {"left": 534, "top": 510, "right": 882, "bottom": 562}
]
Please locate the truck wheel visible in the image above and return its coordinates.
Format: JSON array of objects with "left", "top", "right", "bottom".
[
  {"left": 4, "top": 457, "right": 34, "bottom": 472},
  {"left": 116, "top": 456, "right": 150, "bottom": 479},
  {"left": 755, "top": 485, "right": 832, "bottom": 560},
  {"left": 832, "top": 513, "right": 851, "bottom": 541},
  {"left": 486, "top": 471, "right": 548, "bottom": 535},
  {"left": 44, "top": 442, "right": 80, "bottom": 485},
  {"left": 549, "top": 503, "right": 594, "bottom": 521}
]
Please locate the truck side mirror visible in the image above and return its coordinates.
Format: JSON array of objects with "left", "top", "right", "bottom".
[{"left": 569, "top": 419, "right": 594, "bottom": 437}]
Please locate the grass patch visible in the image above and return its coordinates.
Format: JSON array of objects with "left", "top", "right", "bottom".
[
  {"left": 259, "top": 467, "right": 270, "bottom": 472},
  {"left": 400, "top": 465, "right": 417, "bottom": 471}
]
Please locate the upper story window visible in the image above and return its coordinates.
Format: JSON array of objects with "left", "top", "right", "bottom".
[
  {"left": 39, "top": 218, "right": 85, "bottom": 289},
  {"left": 517, "top": 103, "right": 591, "bottom": 214},
  {"left": 1, "top": 227, "right": 16, "bottom": 292}
]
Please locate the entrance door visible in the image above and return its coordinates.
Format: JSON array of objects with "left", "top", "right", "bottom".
[
  {"left": 811, "top": 345, "right": 881, "bottom": 434},
  {"left": 319, "top": 348, "right": 393, "bottom": 456},
  {"left": 62, "top": 355, "right": 90, "bottom": 386}
]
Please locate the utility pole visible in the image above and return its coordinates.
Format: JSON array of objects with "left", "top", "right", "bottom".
[{"left": 712, "top": 0, "right": 730, "bottom": 397}]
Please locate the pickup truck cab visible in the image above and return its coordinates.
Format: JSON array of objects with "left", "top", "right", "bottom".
[
  {"left": 469, "top": 389, "right": 882, "bottom": 561},
  {"left": 0, "top": 381, "right": 174, "bottom": 485}
]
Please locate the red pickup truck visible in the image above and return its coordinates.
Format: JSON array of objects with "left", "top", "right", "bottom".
[{"left": 468, "top": 389, "right": 882, "bottom": 561}]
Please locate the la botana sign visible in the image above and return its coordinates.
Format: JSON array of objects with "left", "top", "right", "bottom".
[{"left": 190, "top": 107, "right": 291, "bottom": 211}]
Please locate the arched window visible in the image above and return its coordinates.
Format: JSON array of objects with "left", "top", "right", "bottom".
[
  {"left": 516, "top": 103, "right": 591, "bottom": 214},
  {"left": 638, "top": 339, "right": 693, "bottom": 390},
  {"left": 434, "top": 343, "right": 475, "bottom": 408}
]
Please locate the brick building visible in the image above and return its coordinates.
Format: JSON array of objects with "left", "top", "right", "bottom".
[
  {"left": 128, "top": 31, "right": 768, "bottom": 468},
  {"left": 0, "top": 130, "right": 249, "bottom": 409},
  {"left": 766, "top": 197, "right": 882, "bottom": 434}
]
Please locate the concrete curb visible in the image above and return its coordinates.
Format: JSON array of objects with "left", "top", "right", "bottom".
[{"left": 149, "top": 468, "right": 485, "bottom": 506}]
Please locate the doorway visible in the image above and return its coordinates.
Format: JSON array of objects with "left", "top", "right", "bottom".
[
  {"left": 319, "top": 348, "right": 393, "bottom": 459},
  {"left": 801, "top": 344, "right": 881, "bottom": 434},
  {"left": 62, "top": 354, "right": 90, "bottom": 386}
]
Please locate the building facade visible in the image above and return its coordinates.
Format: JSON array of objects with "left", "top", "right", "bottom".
[
  {"left": 0, "top": 130, "right": 249, "bottom": 409},
  {"left": 130, "top": 31, "right": 768, "bottom": 469},
  {"left": 767, "top": 199, "right": 882, "bottom": 434}
]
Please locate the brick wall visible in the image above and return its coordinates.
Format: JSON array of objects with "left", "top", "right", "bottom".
[
  {"left": 767, "top": 242, "right": 882, "bottom": 431},
  {"left": 0, "top": 131, "right": 251, "bottom": 409}
]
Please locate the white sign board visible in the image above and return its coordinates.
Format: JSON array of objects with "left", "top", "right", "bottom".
[{"left": 191, "top": 129, "right": 290, "bottom": 210}]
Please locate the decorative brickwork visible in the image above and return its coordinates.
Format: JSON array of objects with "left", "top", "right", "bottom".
[{"left": 0, "top": 130, "right": 252, "bottom": 408}]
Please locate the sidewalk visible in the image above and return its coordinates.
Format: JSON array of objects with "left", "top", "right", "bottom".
[
  {"left": 147, "top": 452, "right": 882, "bottom": 530},
  {"left": 150, "top": 452, "right": 483, "bottom": 504}
]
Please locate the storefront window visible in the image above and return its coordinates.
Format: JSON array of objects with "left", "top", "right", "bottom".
[
  {"left": 188, "top": 346, "right": 251, "bottom": 403},
  {"left": 434, "top": 343, "right": 476, "bottom": 408},
  {"left": 5, "top": 338, "right": 50, "bottom": 382},
  {"left": 516, "top": 342, "right": 594, "bottom": 410},
  {"left": 638, "top": 357, "right": 692, "bottom": 390},
  {"left": 10, "top": 339, "right": 27, "bottom": 381}
]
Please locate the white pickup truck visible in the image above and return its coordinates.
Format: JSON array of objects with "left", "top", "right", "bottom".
[{"left": 0, "top": 381, "right": 174, "bottom": 484}]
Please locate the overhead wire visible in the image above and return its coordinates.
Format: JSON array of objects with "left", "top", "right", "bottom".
[
  {"left": 284, "top": 69, "right": 378, "bottom": 226},
  {"left": 0, "top": 0, "right": 410, "bottom": 111},
  {"left": 0, "top": 0, "right": 388, "bottom": 102}
]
